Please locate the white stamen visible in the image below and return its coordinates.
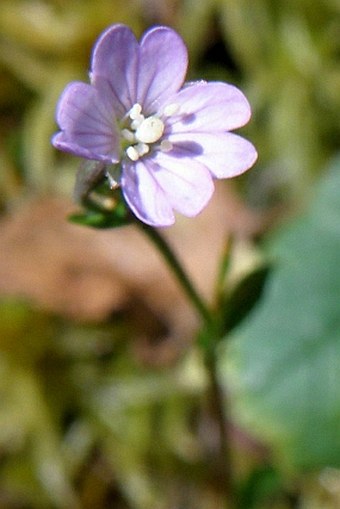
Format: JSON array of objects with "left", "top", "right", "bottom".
[
  {"left": 131, "top": 117, "right": 144, "bottom": 130},
  {"left": 135, "top": 116, "right": 165, "bottom": 144},
  {"left": 121, "top": 129, "right": 135, "bottom": 142},
  {"left": 163, "top": 103, "right": 180, "bottom": 116},
  {"left": 126, "top": 146, "right": 140, "bottom": 161},
  {"left": 160, "top": 140, "right": 173, "bottom": 152},
  {"left": 136, "top": 143, "right": 150, "bottom": 156},
  {"left": 106, "top": 173, "right": 119, "bottom": 189},
  {"left": 129, "top": 103, "right": 143, "bottom": 120},
  {"left": 122, "top": 104, "right": 169, "bottom": 161}
]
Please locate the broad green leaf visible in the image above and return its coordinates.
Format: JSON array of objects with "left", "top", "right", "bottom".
[{"left": 221, "top": 156, "right": 340, "bottom": 471}]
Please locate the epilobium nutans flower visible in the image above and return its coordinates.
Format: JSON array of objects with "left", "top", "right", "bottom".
[{"left": 52, "top": 24, "right": 257, "bottom": 227}]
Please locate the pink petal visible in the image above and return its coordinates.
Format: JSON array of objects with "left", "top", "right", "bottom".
[
  {"left": 53, "top": 82, "right": 119, "bottom": 162},
  {"left": 149, "top": 152, "right": 214, "bottom": 215},
  {"left": 166, "top": 82, "right": 252, "bottom": 133},
  {"left": 122, "top": 160, "right": 175, "bottom": 227},
  {"left": 90, "top": 25, "right": 188, "bottom": 118},
  {"left": 137, "top": 27, "right": 188, "bottom": 113},
  {"left": 91, "top": 24, "right": 139, "bottom": 117},
  {"left": 121, "top": 153, "right": 214, "bottom": 227},
  {"left": 168, "top": 131, "right": 258, "bottom": 178}
]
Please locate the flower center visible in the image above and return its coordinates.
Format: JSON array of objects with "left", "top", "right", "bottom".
[{"left": 122, "top": 103, "right": 177, "bottom": 162}]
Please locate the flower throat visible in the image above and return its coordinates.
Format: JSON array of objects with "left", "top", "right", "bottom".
[{"left": 121, "top": 103, "right": 178, "bottom": 161}]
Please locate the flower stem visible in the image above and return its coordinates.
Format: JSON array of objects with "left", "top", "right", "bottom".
[
  {"left": 205, "top": 348, "right": 235, "bottom": 508},
  {"left": 137, "top": 223, "right": 236, "bottom": 506},
  {"left": 138, "top": 223, "right": 213, "bottom": 326}
]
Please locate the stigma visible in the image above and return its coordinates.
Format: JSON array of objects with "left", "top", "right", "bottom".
[{"left": 135, "top": 117, "right": 164, "bottom": 144}]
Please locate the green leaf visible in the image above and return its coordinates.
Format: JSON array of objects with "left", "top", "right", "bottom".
[
  {"left": 68, "top": 203, "right": 132, "bottom": 229},
  {"left": 222, "top": 265, "right": 271, "bottom": 334},
  {"left": 222, "top": 155, "right": 340, "bottom": 471},
  {"left": 238, "top": 466, "right": 283, "bottom": 509}
]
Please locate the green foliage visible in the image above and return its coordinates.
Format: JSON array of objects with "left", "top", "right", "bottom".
[
  {"left": 70, "top": 160, "right": 134, "bottom": 228},
  {"left": 69, "top": 202, "right": 132, "bottom": 229},
  {"left": 222, "top": 156, "right": 340, "bottom": 471},
  {"left": 0, "top": 300, "right": 78, "bottom": 508},
  {"left": 238, "top": 466, "right": 284, "bottom": 509},
  {"left": 69, "top": 209, "right": 131, "bottom": 229},
  {"left": 0, "top": 298, "right": 209, "bottom": 508},
  {"left": 222, "top": 265, "right": 270, "bottom": 334}
]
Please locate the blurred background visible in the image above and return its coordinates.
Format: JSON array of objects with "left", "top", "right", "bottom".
[{"left": 0, "top": 0, "right": 339, "bottom": 508}]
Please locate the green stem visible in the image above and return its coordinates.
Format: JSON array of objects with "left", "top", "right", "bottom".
[
  {"left": 138, "top": 223, "right": 213, "bottom": 326},
  {"left": 206, "top": 349, "right": 235, "bottom": 508},
  {"left": 138, "top": 222, "right": 236, "bottom": 506}
]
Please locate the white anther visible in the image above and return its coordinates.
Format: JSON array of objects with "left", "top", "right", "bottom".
[
  {"left": 160, "top": 140, "right": 173, "bottom": 152},
  {"left": 131, "top": 117, "right": 144, "bottom": 130},
  {"left": 121, "top": 129, "right": 135, "bottom": 142},
  {"left": 129, "top": 103, "right": 143, "bottom": 120},
  {"left": 163, "top": 103, "right": 180, "bottom": 116},
  {"left": 135, "top": 116, "right": 165, "bottom": 144},
  {"left": 126, "top": 146, "right": 140, "bottom": 161},
  {"left": 136, "top": 143, "right": 150, "bottom": 157}
]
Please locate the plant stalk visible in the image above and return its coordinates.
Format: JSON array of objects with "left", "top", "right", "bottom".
[
  {"left": 138, "top": 223, "right": 236, "bottom": 507},
  {"left": 138, "top": 223, "right": 213, "bottom": 326}
]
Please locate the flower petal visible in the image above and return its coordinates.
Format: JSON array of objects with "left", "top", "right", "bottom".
[
  {"left": 149, "top": 152, "right": 214, "bottom": 215},
  {"left": 121, "top": 153, "right": 214, "bottom": 226},
  {"left": 136, "top": 27, "right": 188, "bottom": 113},
  {"left": 91, "top": 24, "right": 139, "bottom": 117},
  {"left": 52, "top": 82, "right": 119, "bottom": 162},
  {"left": 168, "top": 131, "right": 258, "bottom": 178},
  {"left": 166, "top": 82, "right": 252, "bottom": 133},
  {"left": 122, "top": 160, "right": 175, "bottom": 227}
]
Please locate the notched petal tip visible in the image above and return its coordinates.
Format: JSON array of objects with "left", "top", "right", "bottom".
[
  {"left": 90, "top": 24, "right": 140, "bottom": 116},
  {"left": 90, "top": 23, "right": 137, "bottom": 74},
  {"left": 136, "top": 25, "right": 189, "bottom": 111},
  {"left": 139, "top": 25, "right": 186, "bottom": 48}
]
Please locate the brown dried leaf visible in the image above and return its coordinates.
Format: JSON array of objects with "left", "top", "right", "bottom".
[{"left": 0, "top": 183, "right": 262, "bottom": 334}]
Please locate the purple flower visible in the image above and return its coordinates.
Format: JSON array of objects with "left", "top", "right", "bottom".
[{"left": 52, "top": 24, "right": 257, "bottom": 227}]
